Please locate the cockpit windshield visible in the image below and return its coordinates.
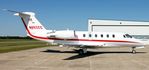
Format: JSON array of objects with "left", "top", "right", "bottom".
[{"left": 125, "top": 34, "right": 133, "bottom": 38}]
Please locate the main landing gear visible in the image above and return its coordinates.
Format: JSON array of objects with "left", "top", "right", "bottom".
[
  {"left": 78, "top": 48, "right": 87, "bottom": 55},
  {"left": 132, "top": 47, "right": 136, "bottom": 54}
]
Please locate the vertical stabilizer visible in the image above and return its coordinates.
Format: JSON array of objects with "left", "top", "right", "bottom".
[{"left": 14, "top": 12, "right": 46, "bottom": 37}]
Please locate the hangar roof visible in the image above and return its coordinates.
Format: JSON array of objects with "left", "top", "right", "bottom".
[{"left": 88, "top": 19, "right": 149, "bottom": 26}]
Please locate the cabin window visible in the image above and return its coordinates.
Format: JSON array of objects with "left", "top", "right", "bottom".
[
  {"left": 112, "top": 34, "right": 115, "bottom": 38},
  {"left": 95, "top": 34, "right": 97, "bottom": 37},
  {"left": 107, "top": 34, "right": 109, "bottom": 38},
  {"left": 89, "top": 34, "right": 92, "bottom": 37},
  {"left": 101, "top": 34, "right": 103, "bottom": 38},
  {"left": 83, "top": 34, "right": 86, "bottom": 37},
  {"left": 123, "top": 35, "right": 126, "bottom": 38}
]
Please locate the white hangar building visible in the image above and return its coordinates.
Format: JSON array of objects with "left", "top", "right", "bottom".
[{"left": 88, "top": 19, "right": 149, "bottom": 43}]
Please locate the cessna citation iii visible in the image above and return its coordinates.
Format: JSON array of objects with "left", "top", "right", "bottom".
[{"left": 7, "top": 10, "right": 145, "bottom": 55}]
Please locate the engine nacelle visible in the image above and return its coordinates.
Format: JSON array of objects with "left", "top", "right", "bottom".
[{"left": 47, "top": 30, "right": 77, "bottom": 39}]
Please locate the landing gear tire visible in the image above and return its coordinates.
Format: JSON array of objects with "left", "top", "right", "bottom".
[
  {"left": 132, "top": 50, "right": 136, "bottom": 54},
  {"left": 132, "top": 47, "right": 136, "bottom": 54},
  {"left": 79, "top": 49, "right": 84, "bottom": 55},
  {"left": 78, "top": 48, "right": 87, "bottom": 55}
]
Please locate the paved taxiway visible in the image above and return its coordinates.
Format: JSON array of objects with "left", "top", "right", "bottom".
[{"left": 0, "top": 46, "right": 149, "bottom": 70}]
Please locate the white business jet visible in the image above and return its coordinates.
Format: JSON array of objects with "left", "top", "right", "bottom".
[{"left": 7, "top": 10, "right": 145, "bottom": 55}]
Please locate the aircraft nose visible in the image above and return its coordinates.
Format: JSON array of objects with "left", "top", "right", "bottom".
[{"left": 136, "top": 39, "right": 145, "bottom": 46}]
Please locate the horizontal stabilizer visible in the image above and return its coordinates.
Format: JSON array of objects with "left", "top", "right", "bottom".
[{"left": 3, "top": 9, "right": 35, "bottom": 16}]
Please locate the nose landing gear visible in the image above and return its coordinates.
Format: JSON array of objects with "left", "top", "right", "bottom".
[{"left": 132, "top": 47, "right": 136, "bottom": 54}]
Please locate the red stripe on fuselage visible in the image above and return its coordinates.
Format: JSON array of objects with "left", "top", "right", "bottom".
[{"left": 20, "top": 17, "right": 138, "bottom": 43}]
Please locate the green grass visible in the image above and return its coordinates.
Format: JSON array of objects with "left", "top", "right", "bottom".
[{"left": 0, "top": 39, "right": 52, "bottom": 53}]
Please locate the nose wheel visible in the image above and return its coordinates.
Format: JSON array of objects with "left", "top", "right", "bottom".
[{"left": 132, "top": 47, "right": 136, "bottom": 54}]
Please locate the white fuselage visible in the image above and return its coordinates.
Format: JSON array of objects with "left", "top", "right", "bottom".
[{"left": 30, "top": 30, "right": 143, "bottom": 48}]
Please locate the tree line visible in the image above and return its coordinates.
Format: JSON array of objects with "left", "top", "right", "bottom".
[{"left": 0, "top": 36, "right": 33, "bottom": 39}]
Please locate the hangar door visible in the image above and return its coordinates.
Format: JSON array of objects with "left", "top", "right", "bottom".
[{"left": 92, "top": 25, "right": 149, "bottom": 35}]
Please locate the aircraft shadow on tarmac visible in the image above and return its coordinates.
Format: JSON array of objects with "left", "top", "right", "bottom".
[{"left": 42, "top": 49, "right": 146, "bottom": 60}]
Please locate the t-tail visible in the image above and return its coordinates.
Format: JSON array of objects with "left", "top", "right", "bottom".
[
  {"left": 16, "top": 12, "right": 46, "bottom": 32},
  {"left": 2, "top": 9, "right": 49, "bottom": 41}
]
